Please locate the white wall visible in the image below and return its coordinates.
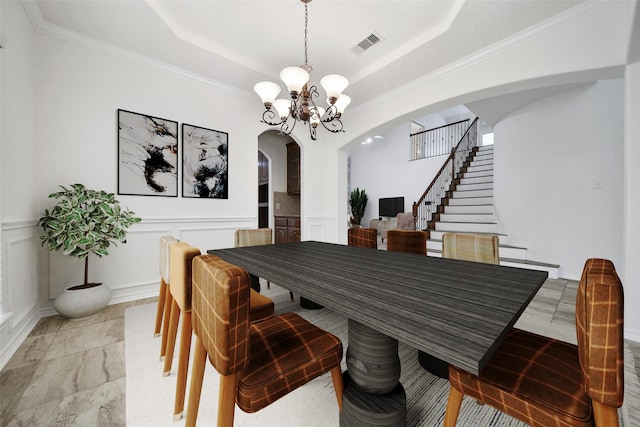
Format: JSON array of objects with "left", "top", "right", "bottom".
[
  {"left": 349, "top": 123, "right": 450, "bottom": 228},
  {"left": 34, "top": 31, "right": 267, "bottom": 297},
  {"left": 493, "top": 80, "right": 624, "bottom": 279},
  {"left": 0, "top": 1, "right": 267, "bottom": 368},
  {"left": 624, "top": 60, "right": 640, "bottom": 342},
  {"left": 0, "top": 0, "right": 44, "bottom": 368}
]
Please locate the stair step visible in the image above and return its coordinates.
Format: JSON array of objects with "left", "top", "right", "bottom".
[
  {"left": 459, "top": 176, "right": 493, "bottom": 185},
  {"left": 470, "top": 159, "right": 493, "bottom": 167},
  {"left": 500, "top": 258, "right": 561, "bottom": 278},
  {"left": 438, "top": 213, "right": 495, "bottom": 223},
  {"left": 455, "top": 182, "right": 493, "bottom": 191},
  {"left": 429, "top": 229, "right": 508, "bottom": 244},
  {"left": 434, "top": 221, "right": 498, "bottom": 233},
  {"left": 419, "top": 144, "right": 560, "bottom": 279},
  {"left": 473, "top": 152, "right": 493, "bottom": 159},
  {"left": 462, "top": 170, "right": 493, "bottom": 179},
  {"left": 452, "top": 189, "right": 493, "bottom": 198},
  {"left": 425, "top": 251, "right": 560, "bottom": 278},
  {"left": 472, "top": 156, "right": 493, "bottom": 164},
  {"left": 444, "top": 204, "right": 494, "bottom": 214},
  {"left": 465, "top": 165, "right": 493, "bottom": 174},
  {"left": 448, "top": 196, "right": 493, "bottom": 206},
  {"left": 427, "top": 240, "right": 527, "bottom": 258}
]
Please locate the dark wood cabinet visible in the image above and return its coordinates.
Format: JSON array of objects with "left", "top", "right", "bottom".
[
  {"left": 286, "top": 142, "right": 300, "bottom": 195},
  {"left": 274, "top": 216, "right": 300, "bottom": 243}
]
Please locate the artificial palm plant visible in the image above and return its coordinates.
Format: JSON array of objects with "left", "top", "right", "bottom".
[{"left": 349, "top": 187, "right": 368, "bottom": 226}]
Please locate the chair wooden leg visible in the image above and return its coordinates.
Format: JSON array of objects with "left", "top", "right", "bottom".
[
  {"left": 592, "top": 401, "right": 619, "bottom": 427},
  {"left": 330, "top": 366, "right": 344, "bottom": 413},
  {"left": 160, "top": 289, "right": 173, "bottom": 360},
  {"left": 218, "top": 373, "right": 238, "bottom": 427},
  {"left": 443, "top": 385, "right": 464, "bottom": 427},
  {"left": 173, "top": 311, "right": 192, "bottom": 420},
  {"left": 267, "top": 280, "right": 270, "bottom": 290},
  {"left": 154, "top": 280, "right": 167, "bottom": 337},
  {"left": 289, "top": 291, "right": 294, "bottom": 302},
  {"left": 163, "top": 300, "right": 180, "bottom": 376},
  {"left": 185, "top": 337, "right": 207, "bottom": 427}
]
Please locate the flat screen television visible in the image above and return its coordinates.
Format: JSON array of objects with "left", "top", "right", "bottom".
[{"left": 378, "top": 197, "right": 405, "bottom": 218}]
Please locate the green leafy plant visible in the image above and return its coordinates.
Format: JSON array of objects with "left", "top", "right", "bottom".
[
  {"left": 38, "top": 184, "right": 141, "bottom": 287},
  {"left": 349, "top": 187, "right": 368, "bottom": 225}
]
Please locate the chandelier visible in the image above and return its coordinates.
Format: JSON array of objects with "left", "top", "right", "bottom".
[{"left": 253, "top": 0, "right": 351, "bottom": 140}]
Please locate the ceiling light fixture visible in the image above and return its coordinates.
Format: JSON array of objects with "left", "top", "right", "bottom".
[{"left": 253, "top": 0, "right": 350, "bottom": 140}]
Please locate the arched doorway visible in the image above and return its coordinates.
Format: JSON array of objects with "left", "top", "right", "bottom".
[{"left": 258, "top": 150, "right": 269, "bottom": 228}]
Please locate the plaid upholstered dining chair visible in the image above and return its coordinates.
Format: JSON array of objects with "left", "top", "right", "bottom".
[
  {"left": 444, "top": 258, "right": 624, "bottom": 427},
  {"left": 185, "top": 254, "right": 344, "bottom": 427},
  {"left": 386, "top": 229, "right": 429, "bottom": 254},
  {"left": 162, "top": 243, "right": 274, "bottom": 421},
  {"left": 347, "top": 227, "right": 378, "bottom": 249},
  {"left": 235, "top": 228, "right": 294, "bottom": 301},
  {"left": 442, "top": 232, "right": 500, "bottom": 265},
  {"left": 155, "top": 236, "right": 178, "bottom": 360}
]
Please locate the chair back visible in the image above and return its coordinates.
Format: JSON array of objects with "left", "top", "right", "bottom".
[
  {"left": 160, "top": 236, "right": 179, "bottom": 283},
  {"left": 575, "top": 258, "right": 624, "bottom": 407},
  {"left": 348, "top": 227, "right": 378, "bottom": 249},
  {"left": 192, "top": 254, "right": 251, "bottom": 376},
  {"left": 235, "top": 228, "right": 273, "bottom": 247},
  {"left": 169, "top": 242, "right": 201, "bottom": 311},
  {"left": 396, "top": 212, "right": 416, "bottom": 230},
  {"left": 386, "top": 230, "right": 428, "bottom": 254},
  {"left": 442, "top": 233, "right": 499, "bottom": 264}
]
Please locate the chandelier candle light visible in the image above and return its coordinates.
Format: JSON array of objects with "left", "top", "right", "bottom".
[{"left": 254, "top": 0, "right": 351, "bottom": 140}]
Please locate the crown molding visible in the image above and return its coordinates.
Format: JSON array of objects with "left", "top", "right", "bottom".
[
  {"left": 351, "top": 0, "right": 623, "bottom": 115},
  {"left": 19, "top": 0, "right": 251, "bottom": 98}
]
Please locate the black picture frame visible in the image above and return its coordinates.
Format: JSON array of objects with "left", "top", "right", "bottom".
[
  {"left": 182, "top": 123, "right": 228, "bottom": 199},
  {"left": 117, "top": 109, "right": 178, "bottom": 197}
]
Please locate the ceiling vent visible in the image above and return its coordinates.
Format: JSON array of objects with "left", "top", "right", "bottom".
[{"left": 352, "top": 32, "right": 383, "bottom": 54}]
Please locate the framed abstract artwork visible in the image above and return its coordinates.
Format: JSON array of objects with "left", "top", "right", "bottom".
[
  {"left": 182, "top": 123, "right": 228, "bottom": 199},
  {"left": 117, "top": 109, "right": 178, "bottom": 197}
]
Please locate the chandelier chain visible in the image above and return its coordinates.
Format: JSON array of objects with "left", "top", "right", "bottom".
[{"left": 304, "top": 2, "right": 308, "bottom": 65}]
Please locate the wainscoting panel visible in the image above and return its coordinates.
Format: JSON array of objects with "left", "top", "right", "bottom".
[
  {"left": 305, "top": 216, "right": 337, "bottom": 243},
  {"left": 0, "top": 222, "right": 42, "bottom": 370}
]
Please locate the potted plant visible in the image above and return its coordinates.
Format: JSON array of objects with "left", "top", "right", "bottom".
[
  {"left": 349, "top": 187, "right": 368, "bottom": 226},
  {"left": 38, "top": 184, "right": 141, "bottom": 319}
]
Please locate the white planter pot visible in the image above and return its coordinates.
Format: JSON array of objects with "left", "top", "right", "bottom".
[{"left": 53, "top": 283, "right": 112, "bottom": 320}]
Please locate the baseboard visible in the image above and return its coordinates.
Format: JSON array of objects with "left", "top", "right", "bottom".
[
  {"left": 625, "top": 328, "right": 640, "bottom": 344},
  {"left": 109, "top": 281, "right": 159, "bottom": 305},
  {"left": 0, "top": 306, "right": 41, "bottom": 371}
]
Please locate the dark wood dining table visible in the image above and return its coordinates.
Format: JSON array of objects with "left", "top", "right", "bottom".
[{"left": 209, "top": 240, "right": 548, "bottom": 426}]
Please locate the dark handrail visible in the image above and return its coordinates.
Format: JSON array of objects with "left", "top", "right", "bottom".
[
  {"left": 412, "top": 118, "right": 479, "bottom": 230},
  {"left": 409, "top": 119, "right": 470, "bottom": 137}
]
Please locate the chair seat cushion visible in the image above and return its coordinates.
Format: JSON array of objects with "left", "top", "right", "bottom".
[
  {"left": 235, "top": 312, "right": 343, "bottom": 413},
  {"left": 249, "top": 289, "right": 274, "bottom": 323},
  {"left": 449, "top": 328, "right": 593, "bottom": 427}
]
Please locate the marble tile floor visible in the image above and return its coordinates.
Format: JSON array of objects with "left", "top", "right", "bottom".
[
  {"left": 1, "top": 297, "right": 155, "bottom": 426},
  {"left": 1, "top": 281, "right": 639, "bottom": 427}
]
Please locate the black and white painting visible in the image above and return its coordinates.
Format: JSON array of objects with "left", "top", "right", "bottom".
[
  {"left": 182, "top": 124, "right": 228, "bottom": 199},
  {"left": 117, "top": 109, "right": 178, "bottom": 197}
]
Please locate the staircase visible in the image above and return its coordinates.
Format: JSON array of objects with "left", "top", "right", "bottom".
[{"left": 426, "top": 145, "right": 561, "bottom": 278}]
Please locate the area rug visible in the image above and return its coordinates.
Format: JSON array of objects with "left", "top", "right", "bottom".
[{"left": 126, "top": 283, "right": 639, "bottom": 426}]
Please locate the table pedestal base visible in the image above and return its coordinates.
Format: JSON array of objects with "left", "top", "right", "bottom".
[
  {"left": 299, "top": 296, "right": 324, "bottom": 310},
  {"left": 340, "top": 372, "right": 406, "bottom": 427},
  {"left": 418, "top": 350, "right": 449, "bottom": 379}
]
